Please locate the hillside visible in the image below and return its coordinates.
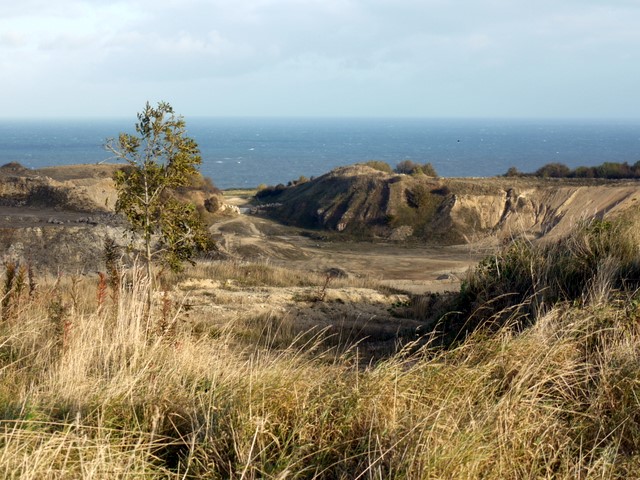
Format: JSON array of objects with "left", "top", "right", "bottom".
[
  {"left": 0, "top": 163, "right": 223, "bottom": 272},
  {"left": 256, "top": 164, "right": 640, "bottom": 243}
]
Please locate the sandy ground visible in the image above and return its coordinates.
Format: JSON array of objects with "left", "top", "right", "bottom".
[
  {"left": 173, "top": 193, "right": 491, "bottom": 362},
  {"left": 213, "top": 194, "right": 491, "bottom": 294}
]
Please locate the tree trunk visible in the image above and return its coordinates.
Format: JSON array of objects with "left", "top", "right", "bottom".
[{"left": 143, "top": 174, "right": 153, "bottom": 311}]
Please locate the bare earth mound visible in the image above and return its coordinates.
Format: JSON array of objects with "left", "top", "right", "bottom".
[{"left": 256, "top": 164, "right": 640, "bottom": 243}]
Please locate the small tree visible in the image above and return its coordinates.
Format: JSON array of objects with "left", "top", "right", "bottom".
[
  {"left": 395, "top": 159, "right": 421, "bottom": 174},
  {"left": 361, "top": 160, "right": 393, "bottom": 173},
  {"left": 106, "top": 101, "right": 212, "bottom": 281},
  {"left": 535, "top": 162, "right": 571, "bottom": 178}
]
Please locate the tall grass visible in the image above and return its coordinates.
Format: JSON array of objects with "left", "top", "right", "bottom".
[
  {"left": 2, "top": 231, "right": 640, "bottom": 477},
  {"left": 432, "top": 218, "right": 640, "bottom": 345}
]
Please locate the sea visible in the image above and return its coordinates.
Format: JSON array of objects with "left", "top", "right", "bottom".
[{"left": 0, "top": 117, "right": 639, "bottom": 190}]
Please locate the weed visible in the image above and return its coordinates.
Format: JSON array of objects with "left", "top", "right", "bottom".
[
  {"left": 104, "top": 236, "right": 121, "bottom": 303},
  {"left": 97, "top": 272, "right": 108, "bottom": 312},
  {"left": 48, "top": 293, "right": 70, "bottom": 351},
  {"left": 2, "top": 261, "right": 29, "bottom": 322}
]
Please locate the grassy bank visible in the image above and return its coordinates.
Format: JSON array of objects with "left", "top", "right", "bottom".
[{"left": 2, "top": 221, "right": 640, "bottom": 478}]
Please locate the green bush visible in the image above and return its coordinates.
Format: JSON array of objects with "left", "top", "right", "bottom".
[
  {"left": 361, "top": 160, "right": 393, "bottom": 173},
  {"left": 388, "top": 184, "right": 445, "bottom": 238},
  {"left": 255, "top": 183, "right": 287, "bottom": 199},
  {"left": 535, "top": 162, "right": 571, "bottom": 178},
  {"left": 420, "top": 162, "right": 438, "bottom": 177},
  {"left": 505, "top": 161, "right": 640, "bottom": 179},
  {"left": 594, "top": 162, "right": 634, "bottom": 179},
  {"left": 395, "top": 160, "right": 438, "bottom": 177},
  {"left": 504, "top": 166, "right": 522, "bottom": 177},
  {"left": 395, "top": 160, "right": 421, "bottom": 174}
]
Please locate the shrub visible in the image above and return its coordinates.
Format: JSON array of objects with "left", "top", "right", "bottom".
[
  {"left": 388, "top": 183, "right": 445, "bottom": 238},
  {"left": 504, "top": 166, "right": 522, "bottom": 177},
  {"left": 361, "top": 160, "right": 392, "bottom": 173},
  {"left": 420, "top": 162, "right": 438, "bottom": 177},
  {"left": 395, "top": 161, "right": 438, "bottom": 177},
  {"left": 594, "top": 162, "right": 634, "bottom": 179},
  {"left": 395, "top": 160, "right": 422, "bottom": 174},
  {"left": 535, "top": 162, "right": 571, "bottom": 178},
  {"left": 571, "top": 166, "right": 596, "bottom": 178},
  {"left": 255, "top": 183, "right": 287, "bottom": 200},
  {"left": 430, "top": 185, "right": 451, "bottom": 196},
  {"left": 204, "top": 195, "right": 222, "bottom": 213},
  {"left": 515, "top": 161, "right": 640, "bottom": 179}
]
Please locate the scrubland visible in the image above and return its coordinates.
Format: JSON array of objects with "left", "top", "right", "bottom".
[{"left": 2, "top": 216, "right": 640, "bottom": 478}]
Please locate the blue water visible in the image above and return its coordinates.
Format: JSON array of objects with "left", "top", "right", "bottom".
[{"left": 0, "top": 117, "right": 639, "bottom": 189}]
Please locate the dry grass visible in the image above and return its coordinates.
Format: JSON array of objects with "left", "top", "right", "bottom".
[
  {"left": 1, "top": 248, "right": 640, "bottom": 477},
  {"left": 168, "top": 259, "right": 383, "bottom": 291}
]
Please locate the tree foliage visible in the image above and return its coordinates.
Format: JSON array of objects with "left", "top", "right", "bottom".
[
  {"left": 106, "top": 101, "right": 212, "bottom": 274},
  {"left": 395, "top": 160, "right": 438, "bottom": 177},
  {"left": 504, "top": 161, "right": 640, "bottom": 180},
  {"left": 361, "top": 160, "right": 393, "bottom": 173}
]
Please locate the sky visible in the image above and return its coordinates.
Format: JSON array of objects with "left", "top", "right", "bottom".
[{"left": 1, "top": 0, "right": 639, "bottom": 118}]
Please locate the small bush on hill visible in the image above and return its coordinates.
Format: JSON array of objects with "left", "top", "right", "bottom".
[
  {"left": 595, "top": 161, "right": 635, "bottom": 179},
  {"left": 255, "top": 183, "right": 287, "bottom": 200},
  {"left": 535, "top": 162, "right": 572, "bottom": 178},
  {"left": 572, "top": 166, "right": 596, "bottom": 178},
  {"left": 504, "top": 166, "right": 521, "bottom": 177},
  {"left": 361, "top": 160, "right": 393, "bottom": 173},
  {"left": 389, "top": 183, "right": 446, "bottom": 238},
  {"left": 395, "top": 160, "right": 438, "bottom": 177},
  {"left": 420, "top": 162, "right": 438, "bottom": 177},
  {"left": 203, "top": 195, "right": 222, "bottom": 213},
  {"left": 395, "top": 160, "right": 421, "bottom": 174},
  {"left": 430, "top": 185, "right": 451, "bottom": 196},
  {"left": 287, "top": 175, "right": 310, "bottom": 187},
  {"left": 175, "top": 172, "right": 220, "bottom": 194}
]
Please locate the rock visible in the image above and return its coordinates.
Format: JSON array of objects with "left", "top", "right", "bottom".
[{"left": 437, "top": 273, "right": 458, "bottom": 281}]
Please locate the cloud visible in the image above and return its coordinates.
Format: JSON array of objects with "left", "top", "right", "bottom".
[
  {"left": 1, "top": 0, "right": 640, "bottom": 116},
  {"left": 0, "top": 32, "right": 28, "bottom": 48}
]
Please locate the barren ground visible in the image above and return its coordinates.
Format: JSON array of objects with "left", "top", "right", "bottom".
[{"left": 215, "top": 192, "right": 490, "bottom": 294}]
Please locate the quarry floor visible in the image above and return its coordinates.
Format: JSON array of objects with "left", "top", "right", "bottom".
[{"left": 215, "top": 192, "right": 491, "bottom": 294}]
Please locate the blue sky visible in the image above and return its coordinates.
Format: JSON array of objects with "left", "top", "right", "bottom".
[{"left": 1, "top": 0, "right": 639, "bottom": 118}]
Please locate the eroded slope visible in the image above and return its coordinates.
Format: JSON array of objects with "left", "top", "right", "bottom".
[{"left": 258, "top": 165, "right": 640, "bottom": 243}]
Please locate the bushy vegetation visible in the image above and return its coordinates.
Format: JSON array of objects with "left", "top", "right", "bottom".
[
  {"left": 394, "top": 160, "right": 438, "bottom": 177},
  {"left": 428, "top": 218, "right": 640, "bottom": 346},
  {"left": 254, "top": 176, "right": 312, "bottom": 201},
  {"left": 505, "top": 160, "right": 640, "bottom": 179},
  {"left": 388, "top": 183, "right": 449, "bottom": 238},
  {"left": 107, "top": 102, "right": 214, "bottom": 275},
  {"left": 360, "top": 160, "right": 393, "bottom": 173}
]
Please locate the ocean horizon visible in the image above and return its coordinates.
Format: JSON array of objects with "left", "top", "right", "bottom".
[{"left": 1, "top": 117, "right": 639, "bottom": 189}]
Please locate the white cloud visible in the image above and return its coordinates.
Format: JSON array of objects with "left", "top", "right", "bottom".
[{"left": 0, "top": 32, "right": 28, "bottom": 48}]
